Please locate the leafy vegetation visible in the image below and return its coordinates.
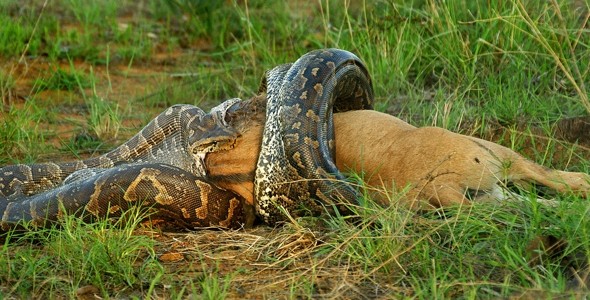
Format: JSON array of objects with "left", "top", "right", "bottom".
[{"left": 0, "top": 0, "right": 588, "bottom": 298}]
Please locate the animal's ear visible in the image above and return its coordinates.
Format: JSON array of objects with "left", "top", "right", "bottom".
[{"left": 209, "top": 98, "right": 242, "bottom": 127}]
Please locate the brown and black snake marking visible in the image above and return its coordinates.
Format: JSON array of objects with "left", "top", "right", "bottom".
[
  {"left": 256, "top": 48, "right": 374, "bottom": 223},
  {"left": 0, "top": 103, "right": 240, "bottom": 198},
  {"left": 0, "top": 101, "right": 247, "bottom": 230},
  {"left": 0, "top": 163, "right": 245, "bottom": 230},
  {"left": 0, "top": 48, "right": 375, "bottom": 229}
]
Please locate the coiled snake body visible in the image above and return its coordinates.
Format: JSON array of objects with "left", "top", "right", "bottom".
[
  {"left": 0, "top": 48, "right": 373, "bottom": 230},
  {"left": 0, "top": 102, "right": 246, "bottom": 229},
  {"left": 256, "top": 49, "right": 373, "bottom": 223}
]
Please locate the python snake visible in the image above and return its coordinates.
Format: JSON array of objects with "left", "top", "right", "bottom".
[
  {"left": 0, "top": 102, "right": 247, "bottom": 230},
  {"left": 0, "top": 48, "right": 374, "bottom": 230},
  {"left": 255, "top": 48, "right": 373, "bottom": 223}
]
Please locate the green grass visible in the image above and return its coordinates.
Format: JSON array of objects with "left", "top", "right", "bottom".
[
  {"left": 0, "top": 208, "right": 160, "bottom": 298},
  {"left": 0, "top": 69, "right": 15, "bottom": 107},
  {"left": 33, "top": 65, "right": 91, "bottom": 92},
  {"left": 0, "top": 98, "right": 47, "bottom": 163},
  {"left": 0, "top": 0, "right": 589, "bottom": 298}
]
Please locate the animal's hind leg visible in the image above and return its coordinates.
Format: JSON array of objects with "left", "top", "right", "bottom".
[
  {"left": 407, "top": 180, "right": 471, "bottom": 208},
  {"left": 472, "top": 138, "right": 590, "bottom": 198},
  {"left": 508, "top": 157, "right": 590, "bottom": 198},
  {"left": 428, "top": 185, "right": 471, "bottom": 208}
]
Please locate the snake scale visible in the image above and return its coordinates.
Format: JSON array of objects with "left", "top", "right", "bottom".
[
  {"left": 0, "top": 101, "right": 247, "bottom": 230},
  {"left": 255, "top": 49, "right": 373, "bottom": 223},
  {"left": 0, "top": 48, "right": 374, "bottom": 230}
]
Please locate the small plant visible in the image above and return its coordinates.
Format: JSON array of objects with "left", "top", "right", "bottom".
[
  {"left": 0, "top": 15, "right": 41, "bottom": 58},
  {"left": 199, "top": 272, "right": 232, "bottom": 300},
  {"left": 113, "top": 23, "right": 155, "bottom": 63},
  {"left": 0, "top": 70, "right": 15, "bottom": 108},
  {"left": 0, "top": 99, "right": 46, "bottom": 163},
  {"left": 87, "top": 96, "right": 121, "bottom": 141},
  {"left": 65, "top": 0, "right": 119, "bottom": 32},
  {"left": 33, "top": 67, "right": 91, "bottom": 92},
  {"left": 48, "top": 29, "right": 101, "bottom": 62}
]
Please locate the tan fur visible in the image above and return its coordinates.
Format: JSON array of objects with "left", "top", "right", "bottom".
[
  {"left": 206, "top": 124, "right": 262, "bottom": 207},
  {"left": 334, "top": 110, "right": 590, "bottom": 208},
  {"left": 206, "top": 110, "right": 590, "bottom": 210}
]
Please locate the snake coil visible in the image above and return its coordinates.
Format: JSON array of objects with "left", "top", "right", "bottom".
[
  {"left": 255, "top": 48, "right": 374, "bottom": 223},
  {"left": 0, "top": 48, "right": 374, "bottom": 229}
]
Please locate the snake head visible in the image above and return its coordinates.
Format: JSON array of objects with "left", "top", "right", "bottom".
[
  {"left": 188, "top": 115, "right": 240, "bottom": 176},
  {"left": 187, "top": 109, "right": 241, "bottom": 154},
  {"left": 187, "top": 98, "right": 243, "bottom": 175}
]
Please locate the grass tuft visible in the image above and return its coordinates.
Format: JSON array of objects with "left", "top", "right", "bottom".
[
  {"left": 87, "top": 95, "right": 121, "bottom": 141},
  {"left": 33, "top": 66, "right": 91, "bottom": 92},
  {"left": 0, "top": 207, "right": 161, "bottom": 298},
  {"left": 0, "top": 98, "right": 46, "bottom": 163},
  {"left": 0, "top": 70, "right": 15, "bottom": 107}
]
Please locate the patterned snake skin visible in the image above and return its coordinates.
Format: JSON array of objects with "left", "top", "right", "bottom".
[
  {"left": 0, "top": 48, "right": 374, "bottom": 230},
  {"left": 0, "top": 101, "right": 247, "bottom": 230},
  {"left": 255, "top": 48, "right": 373, "bottom": 223}
]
